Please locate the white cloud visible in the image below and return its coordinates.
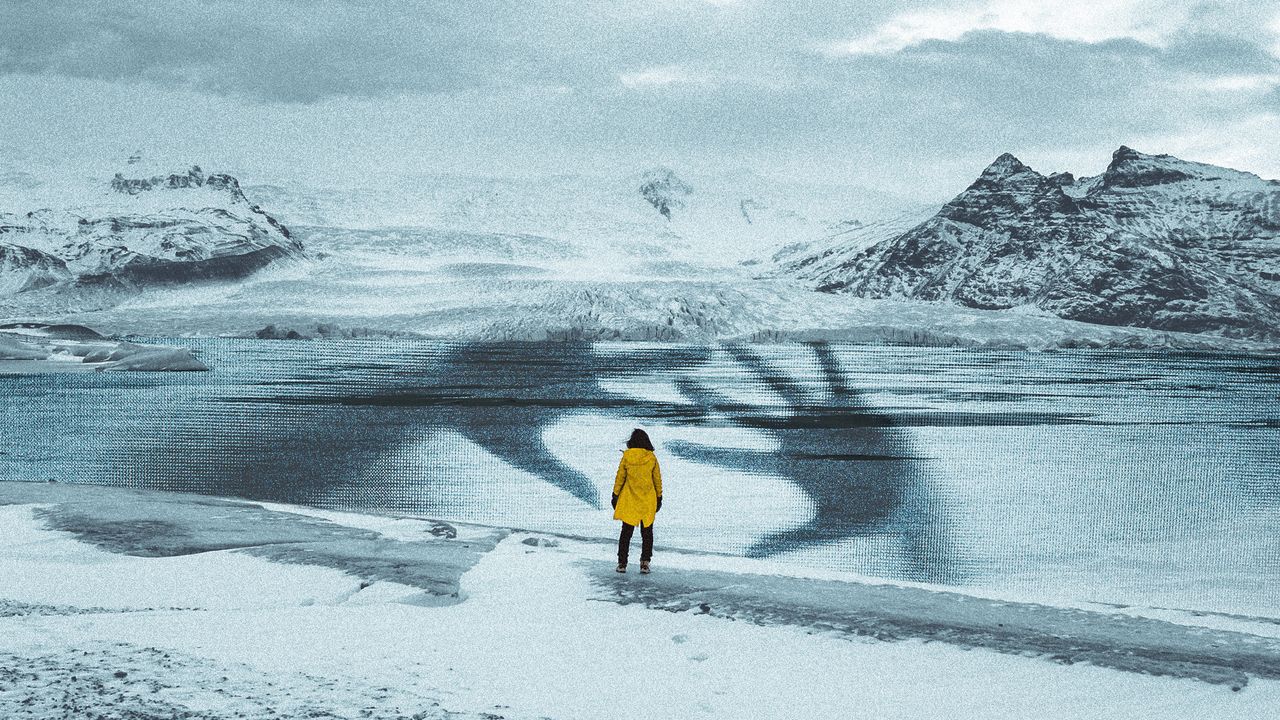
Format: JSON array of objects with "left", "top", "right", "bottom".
[
  {"left": 2, "top": 1, "right": 1279, "bottom": 198},
  {"left": 832, "top": 0, "right": 1187, "bottom": 55},
  {"left": 1134, "top": 113, "right": 1280, "bottom": 180},
  {"left": 1272, "top": 12, "right": 1280, "bottom": 58},
  {"left": 1182, "top": 73, "right": 1280, "bottom": 92},
  {"left": 618, "top": 66, "right": 701, "bottom": 88}
]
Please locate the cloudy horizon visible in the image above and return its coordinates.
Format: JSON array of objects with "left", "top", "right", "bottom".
[{"left": 1, "top": 0, "right": 1278, "bottom": 202}]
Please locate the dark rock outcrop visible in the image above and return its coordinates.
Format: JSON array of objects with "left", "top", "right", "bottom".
[{"left": 639, "top": 168, "right": 693, "bottom": 220}]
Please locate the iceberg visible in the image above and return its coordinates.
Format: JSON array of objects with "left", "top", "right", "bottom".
[{"left": 0, "top": 322, "right": 208, "bottom": 372}]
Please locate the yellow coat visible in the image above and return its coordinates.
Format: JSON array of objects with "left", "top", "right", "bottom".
[{"left": 612, "top": 448, "right": 662, "bottom": 527}]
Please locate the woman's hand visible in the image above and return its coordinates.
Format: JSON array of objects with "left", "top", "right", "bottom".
[
  {"left": 611, "top": 494, "right": 618, "bottom": 509},
  {"left": 656, "top": 495, "right": 662, "bottom": 512}
]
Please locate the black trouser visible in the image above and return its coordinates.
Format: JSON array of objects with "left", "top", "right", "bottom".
[{"left": 617, "top": 522, "right": 654, "bottom": 565}]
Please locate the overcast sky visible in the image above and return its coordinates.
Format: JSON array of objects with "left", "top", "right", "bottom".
[{"left": 1, "top": 0, "right": 1277, "bottom": 200}]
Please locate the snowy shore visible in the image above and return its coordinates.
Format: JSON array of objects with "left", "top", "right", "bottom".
[{"left": 2, "top": 480, "right": 1277, "bottom": 719}]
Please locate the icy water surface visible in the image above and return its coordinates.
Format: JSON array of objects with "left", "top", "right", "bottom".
[{"left": 2, "top": 339, "right": 1276, "bottom": 614}]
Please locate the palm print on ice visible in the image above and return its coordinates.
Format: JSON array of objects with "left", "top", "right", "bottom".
[
  {"left": 424, "top": 341, "right": 949, "bottom": 581},
  {"left": 122, "top": 340, "right": 953, "bottom": 582},
  {"left": 661, "top": 345, "right": 947, "bottom": 572}
]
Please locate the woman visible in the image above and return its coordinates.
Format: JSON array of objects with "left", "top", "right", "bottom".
[{"left": 611, "top": 428, "right": 663, "bottom": 574}]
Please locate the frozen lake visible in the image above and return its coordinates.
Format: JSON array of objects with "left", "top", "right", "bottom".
[{"left": 2, "top": 339, "right": 1276, "bottom": 615}]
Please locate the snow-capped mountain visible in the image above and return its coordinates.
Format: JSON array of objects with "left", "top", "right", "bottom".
[
  {"left": 790, "top": 147, "right": 1280, "bottom": 339},
  {"left": 0, "top": 165, "right": 301, "bottom": 313}
]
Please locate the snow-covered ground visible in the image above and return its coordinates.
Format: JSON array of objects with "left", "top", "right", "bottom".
[{"left": 2, "top": 481, "right": 1277, "bottom": 719}]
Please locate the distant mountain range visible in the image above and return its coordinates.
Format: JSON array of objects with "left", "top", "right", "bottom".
[
  {"left": 781, "top": 147, "right": 1280, "bottom": 340},
  {"left": 0, "top": 166, "right": 301, "bottom": 314},
  {"left": 1, "top": 152, "right": 1278, "bottom": 349}
]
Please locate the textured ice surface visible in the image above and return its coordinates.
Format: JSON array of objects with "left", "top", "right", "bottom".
[{"left": 2, "top": 340, "right": 1275, "bottom": 615}]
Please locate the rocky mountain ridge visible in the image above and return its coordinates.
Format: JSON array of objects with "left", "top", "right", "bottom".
[
  {"left": 790, "top": 147, "right": 1280, "bottom": 339},
  {"left": 0, "top": 165, "right": 301, "bottom": 314}
]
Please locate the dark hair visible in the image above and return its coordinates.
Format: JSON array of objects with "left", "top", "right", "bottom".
[{"left": 626, "top": 428, "right": 655, "bottom": 451}]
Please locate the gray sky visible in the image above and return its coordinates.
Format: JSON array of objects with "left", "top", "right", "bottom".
[{"left": 1, "top": 0, "right": 1277, "bottom": 200}]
